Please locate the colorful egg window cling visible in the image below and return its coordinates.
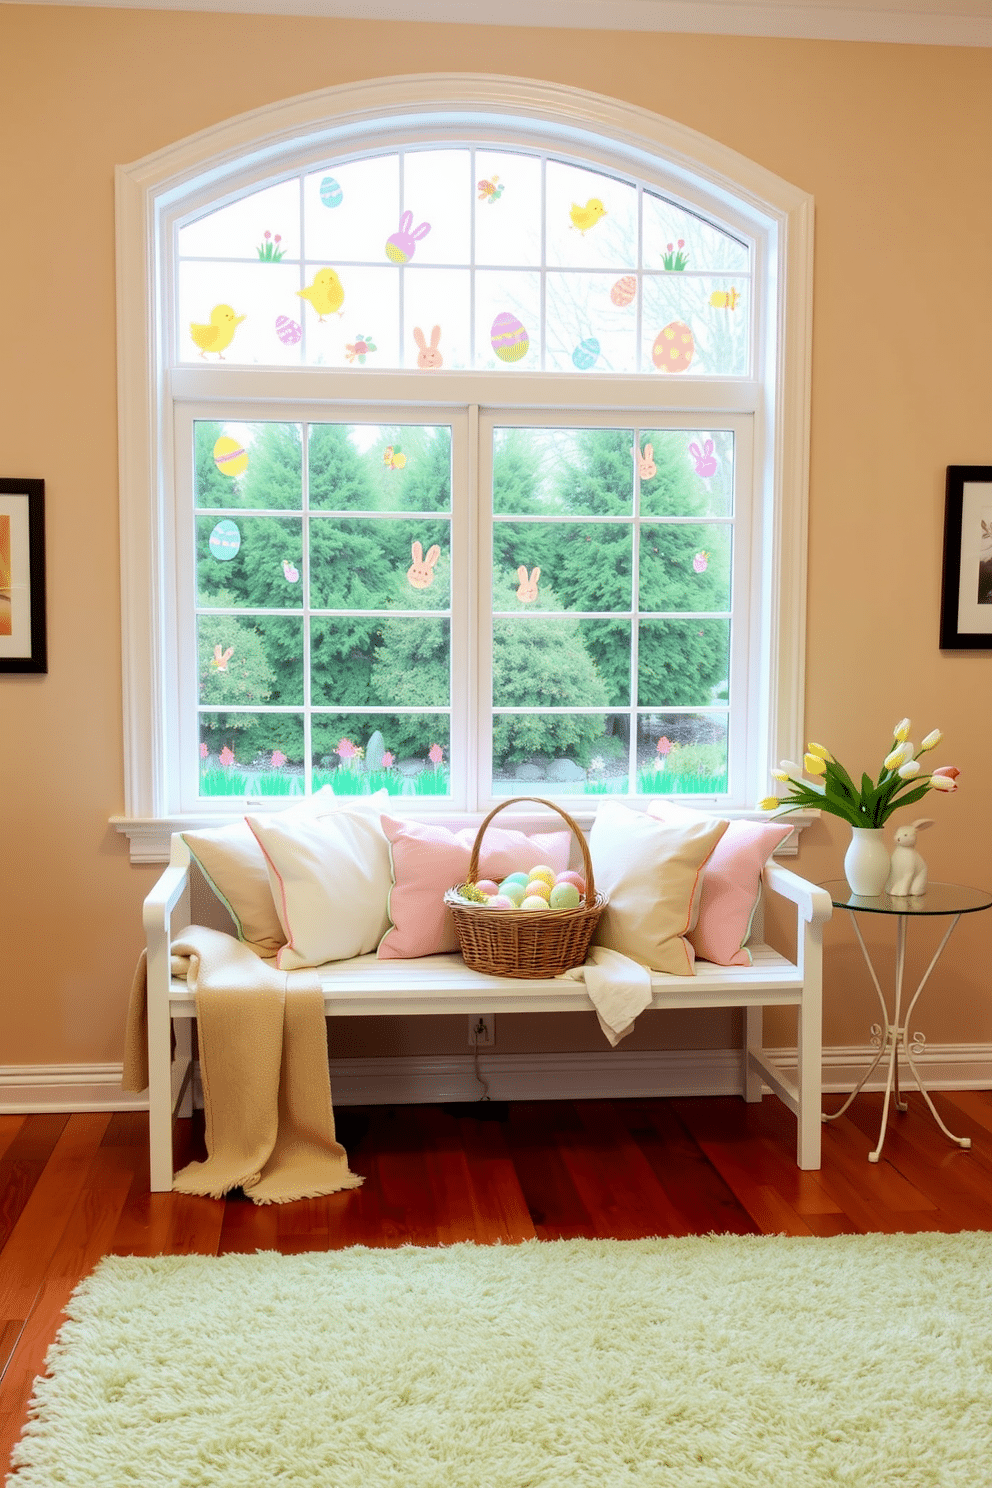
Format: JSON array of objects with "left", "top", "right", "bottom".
[
  {"left": 651, "top": 321, "right": 695, "bottom": 373},
  {"left": 571, "top": 337, "right": 600, "bottom": 371},
  {"left": 345, "top": 333, "right": 376, "bottom": 365},
  {"left": 190, "top": 304, "right": 246, "bottom": 359},
  {"left": 212, "top": 436, "right": 249, "bottom": 478},
  {"left": 319, "top": 176, "right": 343, "bottom": 209},
  {"left": 383, "top": 445, "right": 406, "bottom": 470},
  {"left": 297, "top": 269, "right": 344, "bottom": 322},
  {"left": 477, "top": 175, "right": 504, "bottom": 203},
  {"left": 275, "top": 315, "right": 302, "bottom": 346},
  {"left": 208, "top": 519, "right": 241, "bottom": 561},
  {"left": 709, "top": 288, "right": 740, "bottom": 310},
  {"left": 569, "top": 198, "right": 608, "bottom": 235},
  {"left": 693, "top": 551, "right": 710, "bottom": 573},
  {"left": 282, "top": 559, "right": 300, "bottom": 583},
  {"left": 688, "top": 440, "right": 717, "bottom": 478},
  {"left": 610, "top": 275, "right": 637, "bottom": 307},
  {"left": 385, "top": 211, "right": 431, "bottom": 265},
  {"left": 491, "top": 311, "right": 529, "bottom": 363}
]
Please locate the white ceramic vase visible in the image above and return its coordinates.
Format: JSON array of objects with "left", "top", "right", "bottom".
[{"left": 844, "top": 827, "right": 890, "bottom": 897}]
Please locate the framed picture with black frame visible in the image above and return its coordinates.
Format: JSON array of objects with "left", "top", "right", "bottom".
[
  {"left": 0, "top": 477, "right": 47, "bottom": 673},
  {"left": 939, "top": 465, "right": 992, "bottom": 651}
]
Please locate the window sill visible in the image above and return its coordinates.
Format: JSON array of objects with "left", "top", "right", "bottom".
[{"left": 110, "top": 808, "right": 818, "bottom": 866}]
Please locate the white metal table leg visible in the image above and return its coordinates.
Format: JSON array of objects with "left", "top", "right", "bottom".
[{"left": 898, "top": 914, "right": 971, "bottom": 1150}]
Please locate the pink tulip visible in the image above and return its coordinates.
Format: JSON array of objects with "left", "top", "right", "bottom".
[
  {"left": 930, "top": 766, "right": 960, "bottom": 792},
  {"left": 219, "top": 746, "right": 235, "bottom": 767},
  {"left": 336, "top": 738, "right": 358, "bottom": 760},
  {"left": 428, "top": 743, "right": 444, "bottom": 766},
  {"left": 932, "top": 765, "right": 960, "bottom": 778}
]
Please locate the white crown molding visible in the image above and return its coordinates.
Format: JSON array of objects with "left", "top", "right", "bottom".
[
  {"left": 5, "top": 0, "right": 992, "bottom": 46},
  {"left": 2, "top": 1044, "right": 989, "bottom": 1114}
]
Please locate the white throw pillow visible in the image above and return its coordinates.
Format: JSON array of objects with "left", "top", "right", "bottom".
[
  {"left": 183, "top": 790, "right": 388, "bottom": 958},
  {"left": 247, "top": 803, "right": 393, "bottom": 970},
  {"left": 589, "top": 800, "right": 728, "bottom": 974}
]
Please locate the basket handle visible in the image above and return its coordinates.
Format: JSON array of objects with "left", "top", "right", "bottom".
[{"left": 466, "top": 796, "right": 595, "bottom": 899}]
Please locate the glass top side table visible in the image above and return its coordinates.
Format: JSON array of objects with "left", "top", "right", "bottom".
[{"left": 820, "top": 880, "right": 992, "bottom": 1163}]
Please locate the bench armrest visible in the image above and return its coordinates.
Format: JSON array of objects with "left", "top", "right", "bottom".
[{"left": 763, "top": 860, "right": 833, "bottom": 926}]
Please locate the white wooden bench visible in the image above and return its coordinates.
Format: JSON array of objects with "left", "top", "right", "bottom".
[{"left": 143, "top": 832, "right": 832, "bottom": 1191}]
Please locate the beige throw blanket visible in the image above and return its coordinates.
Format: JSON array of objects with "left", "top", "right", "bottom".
[{"left": 122, "top": 925, "right": 363, "bottom": 1204}]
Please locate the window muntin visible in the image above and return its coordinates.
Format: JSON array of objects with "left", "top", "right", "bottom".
[{"left": 176, "top": 147, "right": 752, "bottom": 377}]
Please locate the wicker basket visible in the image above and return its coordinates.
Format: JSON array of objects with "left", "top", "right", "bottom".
[{"left": 444, "top": 797, "right": 605, "bottom": 979}]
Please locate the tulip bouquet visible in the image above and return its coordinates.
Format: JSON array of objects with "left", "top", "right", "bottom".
[{"left": 758, "top": 719, "right": 960, "bottom": 827}]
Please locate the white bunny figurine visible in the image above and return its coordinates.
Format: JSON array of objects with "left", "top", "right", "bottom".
[{"left": 885, "top": 818, "right": 935, "bottom": 897}]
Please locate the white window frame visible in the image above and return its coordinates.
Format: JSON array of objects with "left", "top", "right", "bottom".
[{"left": 113, "top": 75, "right": 814, "bottom": 862}]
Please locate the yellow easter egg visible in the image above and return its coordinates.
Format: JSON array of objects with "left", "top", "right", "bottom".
[
  {"left": 521, "top": 895, "right": 550, "bottom": 911},
  {"left": 213, "top": 435, "right": 249, "bottom": 478},
  {"left": 528, "top": 865, "right": 557, "bottom": 888}
]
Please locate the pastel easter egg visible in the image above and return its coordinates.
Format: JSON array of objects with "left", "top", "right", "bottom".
[
  {"left": 319, "top": 176, "right": 343, "bottom": 209},
  {"left": 521, "top": 895, "right": 550, "bottom": 912},
  {"left": 502, "top": 872, "right": 530, "bottom": 886},
  {"left": 555, "top": 870, "right": 586, "bottom": 895},
  {"left": 208, "top": 519, "right": 241, "bottom": 561},
  {"left": 652, "top": 321, "right": 695, "bottom": 373},
  {"left": 528, "top": 866, "right": 557, "bottom": 888},
  {"left": 610, "top": 275, "right": 637, "bottom": 307},
  {"left": 499, "top": 881, "right": 526, "bottom": 906},
  {"left": 475, "top": 879, "right": 500, "bottom": 897},
  {"left": 524, "top": 879, "right": 552, "bottom": 902},
  {"left": 275, "top": 315, "right": 302, "bottom": 346},
  {"left": 212, "top": 436, "right": 248, "bottom": 478},
  {"left": 487, "top": 894, "right": 515, "bottom": 909},
  {"left": 491, "top": 311, "right": 530, "bottom": 364},
  {"left": 549, "top": 882, "right": 581, "bottom": 910},
  {"left": 571, "top": 337, "right": 601, "bottom": 371}
]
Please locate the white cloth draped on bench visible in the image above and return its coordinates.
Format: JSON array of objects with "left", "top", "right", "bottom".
[{"left": 123, "top": 925, "right": 363, "bottom": 1204}]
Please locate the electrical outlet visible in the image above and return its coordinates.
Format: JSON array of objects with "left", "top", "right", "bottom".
[{"left": 468, "top": 1014, "right": 495, "bottom": 1048}]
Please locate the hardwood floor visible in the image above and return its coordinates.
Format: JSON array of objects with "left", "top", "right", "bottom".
[{"left": 3, "top": 1088, "right": 992, "bottom": 1469}]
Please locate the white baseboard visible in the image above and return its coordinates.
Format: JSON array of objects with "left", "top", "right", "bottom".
[{"left": 2, "top": 1044, "right": 990, "bottom": 1114}]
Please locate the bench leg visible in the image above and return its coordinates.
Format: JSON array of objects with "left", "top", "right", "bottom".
[
  {"left": 744, "top": 1007, "right": 764, "bottom": 1102},
  {"left": 796, "top": 935, "right": 823, "bottom": 1170},
  {"left": 148, "top": 999, "right": 175, "bottom": 1193},
  {"left": 174, "top": 1018, "right": 194, "bottom": 1119}
]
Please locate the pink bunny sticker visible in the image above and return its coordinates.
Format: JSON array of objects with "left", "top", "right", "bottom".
[
  {"left": 516, "top": 566, "right": 540, "bottom": 603},
  {"left": 632, "top": 441, "right": 656, "bottom": 480},
  {"left": 211, "top": 644, "right": 234, "bottom": 671},
  {"left": 408, "top": 540, "right": 440, "bottom": 590},
  {"left": 413, "top": 325, "right": 443, "bottom": 369},
  {"left": 689, "top": 439, "right": 717, "bottom": 478}
]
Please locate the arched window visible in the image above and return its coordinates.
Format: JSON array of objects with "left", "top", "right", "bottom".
[{"left": 115, "top": 77, "right": 812, "bottom": 851}]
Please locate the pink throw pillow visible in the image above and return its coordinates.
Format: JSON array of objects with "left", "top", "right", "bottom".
[
  {"left": 378, "top": 816, "right": 571, "bottom": 959},
  {"left": 647, "top": 803, "right": 793, "bottom": 966}
]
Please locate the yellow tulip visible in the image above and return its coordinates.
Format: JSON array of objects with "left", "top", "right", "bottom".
[
  {"left": 893, "top": 718, "right": 911, "bottom": 742},
  {"left": 771, "top": 769, "right": 790, "bottom": 782},
  {"left": 757, "top": 797, "right": 781, "bottom": 811},
  {"left": 803, "top": 753, "right": 827, "bottom": 775},
  {"left": 920, "top": 729, "right": 942, "bottom": 751},
  {"left": 806, "top": 742, "right": 833, "bottom": 761}
]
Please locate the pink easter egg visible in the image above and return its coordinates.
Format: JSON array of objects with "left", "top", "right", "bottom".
[
  {"left": 487, "top": 894, "right": 515, "bottom": 909},
  {"left": 555, "top": 871, "right": 586, "bottom": 895},
  {"left": 652, "top": 321, "right": 694, "bottom": 373},
  {"left": 524, "top": 879, "right": 551, "bottom": 902},
  {"left": 610, "top": 275, "right": 637, "bottom": 307},
  {"left": 475, "top": 879, "right": 500, "bottom": 897},
  {"left": 275, "top": 315, "right": 302, "bottom": 346}
]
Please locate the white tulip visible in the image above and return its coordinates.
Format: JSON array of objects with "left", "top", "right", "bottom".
[{"left": 897, "top": 759, "right": 921, "bottom": 779}]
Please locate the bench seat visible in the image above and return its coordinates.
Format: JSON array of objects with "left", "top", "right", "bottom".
[{"left": 146, "top": 834, "right": 832, "bottom": 1190}]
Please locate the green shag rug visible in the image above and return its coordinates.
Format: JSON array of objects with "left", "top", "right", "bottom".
[{"left": 9, "top": 1234, "right": 992, "bottom": 1487}]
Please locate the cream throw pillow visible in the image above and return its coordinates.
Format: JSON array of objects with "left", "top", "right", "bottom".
[
  {"left": 182, "top": 789, "right": 388, "bottom": 958},
  {"left": 247, "top": 804, "right": 393, "bottom": 971},
  {"left": 589, "top": 801, "right": 728, "bottom": 974}
]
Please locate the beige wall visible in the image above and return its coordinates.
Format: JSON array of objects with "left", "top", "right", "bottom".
[{"left": 2, "top": 7, "right": 990, "bottom": 1071}]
